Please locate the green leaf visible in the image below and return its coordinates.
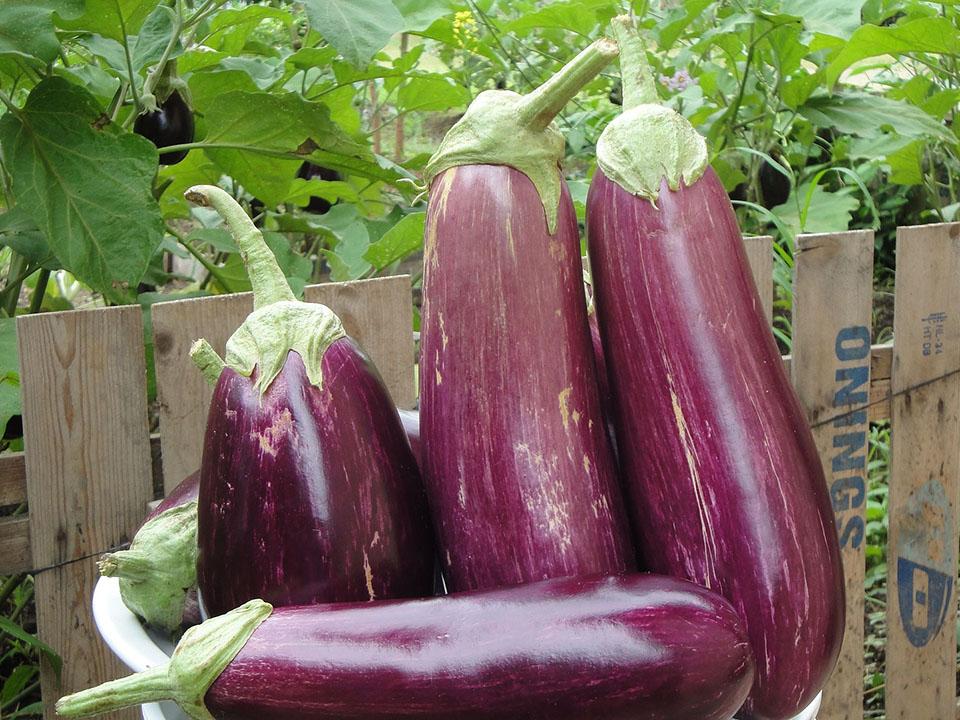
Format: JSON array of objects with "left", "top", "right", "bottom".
[
  {"left": 8, "top": 702, "right": 44, "bottom": 718},
  {"left": 188, "top": 228, "right": 237, "bottom": 254},
  {"left": 286, "top": 179, "right": 360, "bottom": 207},
  {"left": 0, "top": 77, "right": 164, "bottom": 301},
  {"left": 506, "top": 0, "right": 613, "bottom": 34},
  {"left": 886, "top": 139, "right": 924, "bottom": 185},
  {"left": 302, "top": 0, "right": 405, "bottom": 67},
  {"left": 396, "top": 75, "right": 469, "bottom": 112},
  {"left": 0, "top": 206, "right": 59, "bottom": 269},
  {"left": 218, "top": 56, "right": 284, "bottom": 91},
  {"left": 363, "top": 212, "right": 424, "bottom": 269},
  {"left": 0, "top": 615, "right": 60, "bottom": 680},
  {"left": 263, "top": 232, "right": 312, "bottom": 284},
  {"left": 780, "top": 0, "right": 866, "bottom": 39},
  {"left": 0, "top": 318, "right": 20, "bottom": 446},
  {"left": 205, "top": 5, "right": 293, "bottom": 55},
  {"left": 825, "top": 17, "right": 960, "bottom": 86},
  {"left": 322, "top": 218, "right": 371, "bottom": 281},
  {"left": 2, "top": 664, "right": 35, "bottom": 705},
  {"left": 199, "top": 90, "right": 368, "bottom": 206},
  {"left": 773, "top": 184, "right": 858, "bottom": 235},
  {"left": 393, "top": 0, "right": 455, "bottom": 31},
  {"left": 0, "top": 4, "right": 61, "bottom": 64},
  {"left": 131, "top": 4, "right": 180, "bottom": 72},
  {"left": 56, "top": 0, "right": 157, "bottom": 41},
  {"left": 158, "top": 150, "right": 221, "bottom": 219},
  {"left": 800, "top": 92, "right": 953, "bottom": 143}
]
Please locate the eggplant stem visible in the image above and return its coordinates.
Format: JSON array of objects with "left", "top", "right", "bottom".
[
  {"left": 184, "top": 185, "right": 295, "bottom": 310},
  {"left": 190, "top": 338, "right": 226, "bottom": 385},
  {"left": 610, "top": 16, "right": 658, "bottom": 109},
  {"left": 518, "top": 37, "right": 619, "bottom": 131},
  {"left": 56, "top": 664, "right": 173, "bottom": 717},
  {"left": 97, "top": 549, "right": 157, "bottom": 581}
]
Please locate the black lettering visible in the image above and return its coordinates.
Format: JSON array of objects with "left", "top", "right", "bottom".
[{"left": 835, "top": 326, "right": 870, "bottom": 361}]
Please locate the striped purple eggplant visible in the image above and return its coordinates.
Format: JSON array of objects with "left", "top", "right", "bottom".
[
  {"left": 184, "top": 185, "right": 434, "bottom": 618},
  {"left": 58, "top": 573, "right": 755, "bottom": 720},
  {"left": 420, "top": 40, "right": 634, "bottom": 593},
  {"left": 145, "top": 470, "right": 200, "bottom": 524},
  {"left": 585, "top": 18, "right": 843, "bottom": 720}
]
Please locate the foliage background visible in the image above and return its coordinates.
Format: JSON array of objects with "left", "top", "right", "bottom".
[{"left": 1, "top": 0, "right": 958, "bottom": 716}]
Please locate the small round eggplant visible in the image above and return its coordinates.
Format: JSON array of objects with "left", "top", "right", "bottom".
[{"left": 133, "top": 91, "right": 194, "bottom": 166}]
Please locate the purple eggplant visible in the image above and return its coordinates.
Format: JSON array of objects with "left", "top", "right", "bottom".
[
  {"left": 184, "top": 185, "right": 434, "bottom": 617},
  {"left": 145, "top": 470, "right": 200, "bottom": 524},
  {"left": 585, "top": 18, "right": 843, "bottom": 719},
  {"left": 397, "top": 407, "right": 421, "bottom": 466},
  {"left": 420, "top": 40, "right": 634, "bottom": 593},
  {"left": 57, "top": 573, "right": 755, "bottom": 720}
]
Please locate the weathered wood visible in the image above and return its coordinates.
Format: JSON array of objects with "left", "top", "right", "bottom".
[
  {"left": 18, "top": 306, "right": 152, "bottom": 720},
  {"left": 791, "top": 230, "right": 874, "bottom": 720},
  {"left": 0, "top": 450, "right": 26, "bottom": 506},
  {"left": 0, "top": 516, "right": 30, "bottom": 574},
  {"left": 152, "top": 277, "right": 415, "bottom": 492},
  {"left": 743, "top": 234, "right": 773, "bottom": 323},
  {"left": 886, "top": 222, "right": 960, "bottom": 720}
]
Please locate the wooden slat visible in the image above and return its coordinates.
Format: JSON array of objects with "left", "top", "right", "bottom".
[
  {"left": 19, "top": 307, "right": 152, "bottom": 720},
  {"left": 791, "top": 230, "right": 874, "bottom": 720},
  {"left": 0, "top": 451, "right": 26, "bottom": 506},
  {"left": 152, "top": 276, "right": 415, "bottom": 492},
  {"left": 886, "top": 222, "right": 960, "bottom": 720},
  {"left": 0, "top": 516, "right": 30, "bottom": 574},
  {"left": 743, "top": 234, "right": 774, "bottom": 323}
]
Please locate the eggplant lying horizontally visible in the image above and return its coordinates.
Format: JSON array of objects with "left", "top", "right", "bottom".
[
  {"left": 421, "top": 39, "right": 634, "bottom": 593},
  {"left": 185, "top": 186, "right": 435, "bottom": 617},
  {"left": 585, "top": 18, "right": 843, "bottom": 720},
  {"left": 58, "top": 573, "right": 755, "bottom": 720}
]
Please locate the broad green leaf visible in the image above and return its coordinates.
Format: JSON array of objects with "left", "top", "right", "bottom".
[
  {"left": 2, "top": 664, "right": 35, "bottom": 705},
  {"left": 396, "top": 75, "right": 469, "bottom": 112},
  {"left": 188, "top": 69, "right": 260, "bottom": 111},
  {"left": 801, "top": 92, "right": 953, "bottom": 143},
  {"left": 0, "top": 4, "right": 61, "bottom": 63},
  {"left": 219, "top": 56, "right": 285, "bottom": 90},
  {"left": 205, "top": 6, "right": 292, "bottom": 55},
  {"left": 886, "top": 139, "right": 924, "bottom": 185},
  {"left": 0, "top": 78, "right": 164, "bottom": 301},
  {"left": 57, "top": 0, "right": 157, "bottom": 41},
  {"left": 131, "top": 4, "right": 180, "bottom": 72},
  {"left": 506, "top": 0, "right": 613, "bottom": 34},
  {"left": 780, "top": 0, "right": 866, "bottom": 39},
  {"left": 825, "top": 17, "right": 960, "bottom": 86},
  {"left": 302, "top": 0, "right": 405, "bottom": 67},
  {"left": 0, "top": 206, "right": 59, "bottom": 269},
  {"left": 177, "top": 47, "right": 228, "bottom": 74},
  {"left": 75, "top": 33, "right": 128, "bottom": 76},
  {"left": 781, "top": 70, "right": 822, "bottom": 109},
  {"left": 55, "top": 64, "right": 121, "bottom": 103},
  {"left": 188, "top": 228, "right": 237, "bottom": 253},
  {"left": 158, "top": 150, "right": 220, "bottom": 219},
  {"left": 264, "top": 232, "right": 312, "bottom": 283},
  {"left": 773, "top": 184, "right": 858, "bottom": 235},
  {"left": 0, "top": 318, "right": 20, "bottom": 438},
  {"left": 393, "top": 0, "right": 455, "bottom": 32},
  {"left": 8, "top": 702, "right": 44, "bottom": 718},
  {"left": 287, "top": 179, "right": 360, "bottom": 207},
  {"left": 363, "top": 211, "right": 424, "bottom": 269}
]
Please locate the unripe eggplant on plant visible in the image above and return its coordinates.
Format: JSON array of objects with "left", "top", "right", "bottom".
[
  {"left": 184, "top": 185, "right": 435, "bottom": 617},
  {"left": 585, "top": 18, "right": 843, "bottom": 720},
  {"left": 420, "top": 39, "right": 635, "bottom": 592},
  {"left": 57, "top": 573, "right": 755, "bottom": 720}
]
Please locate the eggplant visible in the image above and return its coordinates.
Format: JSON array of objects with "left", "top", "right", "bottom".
[
  {"left": 585, "top": 18, "right": 843, "bottom": 720},
  {"left": 184, "top": 185, "right": 435, "bottom": 617},
  {"left": 133, "top": 89, "right": 194, "bottom": 166},
  {"left": 420, "top": 40, "right": 634, "bottom": 593},
  {"left": 145, "top": 470, "right": 200, "bottom": 524},
  {"left": 397, "top": 407, "right": 421, "bottom": 466},
  {"left": 57, "top": 573, "right": 755, "bottom": 720}
]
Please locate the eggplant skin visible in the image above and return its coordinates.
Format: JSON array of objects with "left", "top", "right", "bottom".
[
  {"left": 207, "top": 573, "right": 755, "bottom": 720},
  {"left": 586, "top": 167, "right": 844, "bottom": 720},
  {"left": 197, "top": 338, "right": 435, "bottom": 616},
  {"left": 144, "top": 470, "right": 199, "bottom": 526},
  {"left": 420, "top": 164, "right": 635, "bottom": 593}
]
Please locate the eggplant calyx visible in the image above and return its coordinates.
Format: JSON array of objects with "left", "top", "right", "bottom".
[
  {"left": 99, "top": 502, "right": 198, "bottom": 633},
  {"left": 55, "top": 599, "right": 272, "bottom": 720},
  {"left": 424, "top": 38, "right": 618, "bottom": 235},
  {"left": 184, "top": 185, "right": 346, "bottom": 395},
  {"left": 597, "top": 16, "right": 707, "bottom": 202}
]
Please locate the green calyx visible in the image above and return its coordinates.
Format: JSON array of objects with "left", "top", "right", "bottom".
[
  {"left": 596, "top": 16, "right": 708, "bottom": 202},
  {"left": 184, "top": 185, "right": 345, "bottom": 395},
  {"left": 98, "top": 502, "right": 198, "bottom": 634},
  {"left": 56, "top": 599, "right": 272, "bottom": 719},
  {"left": 424, "top": 38, "right": 618, "bottom": 234}
]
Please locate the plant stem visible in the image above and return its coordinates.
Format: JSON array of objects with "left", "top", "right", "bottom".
[
  {"left": 165, "top": 224, "right": 235, "bottom": 293},
  {"left": 29, "top": 269, "right": 49, "bottom": 314},
  {"left": 517, "top": 37, "right": 619, "bottom": 130},
  {"left": 610, "top": 15, "right": 658, "bottom": 109},
  {"left": 2, "top": 253, "right": 28, "bottom": 317},
  {"left": 117, "top": 10, "right": 143, "bottom": 122},
  {"left": 0, "top": 573, "right": 26, "bottom": 608},
  {"left": 3, "top": 678, "right": 40, "bottom": 711},
  {"left": 0, "top": 89, "right": 18, "bottom": 114},
  {"left": 143, "top": 1, "right": 184, "bottom": 100}
]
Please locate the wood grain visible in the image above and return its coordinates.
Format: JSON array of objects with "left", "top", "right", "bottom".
[
  {"left": 152, "top": 276, "right": 415, "bottom": 491},
  {"left": 0, "top": 516, "right": 30, "bottom": 574},
  {"left": 886, "top": 222, "right": 960, "bottom": 720},
  {"left": 743, "top": 234, "right": 774, "bottom": 323},
  {"left": 18, "top": 306, "right": 152, "bottom": 720},
  {"left": 0, "top": 450, "right": 26, "bottom": 506},
  {"left": 791, "top": 230, "right": 874, "bottom": 720}
]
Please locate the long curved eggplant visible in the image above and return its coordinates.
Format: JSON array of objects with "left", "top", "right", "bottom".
[
  {"left": 585, "top": 18, "right": 843, "bottom": 720},
  {"left": 185, "top": 186, "right": 434, "bottom": 617},
  {"left": 421, "top": 39, "right": 634, "bottom": 593},
  {"left": 57, "top": 573, "right": 755, "bottom": 720}
]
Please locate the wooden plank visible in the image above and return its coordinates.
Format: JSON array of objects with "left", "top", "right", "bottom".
[
  {"left": 0, "top": 516, "right": 30, "bottom": 574},
  {"left": 743, "top": 235, "right": 774, "bottom": 323},
  {"left": 19, "top": 306, "right": 152, "bottom": 720},
  {"left": 791, "top": 230, "right": 874, "bottom": 720},
  {"left": 0, "top": 450, "right": 26, "bottom": 506},
  {"left": 152, "top": 276, "right": 415, "bottom": 492},
  {"left": 303, "top": 276, "right": 415, "bottom": 408},
  {"left": 886, "top": 222, "right": 960, "bottom": 720}
]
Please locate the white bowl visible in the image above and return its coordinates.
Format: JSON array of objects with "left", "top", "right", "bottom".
[{"left": 93, "top": 576, "right": 821, "bottom": 720}]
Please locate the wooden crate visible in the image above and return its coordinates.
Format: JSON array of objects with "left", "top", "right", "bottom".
[{"left": 1, "top": 224, "right": 958, "bottom": 720}]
